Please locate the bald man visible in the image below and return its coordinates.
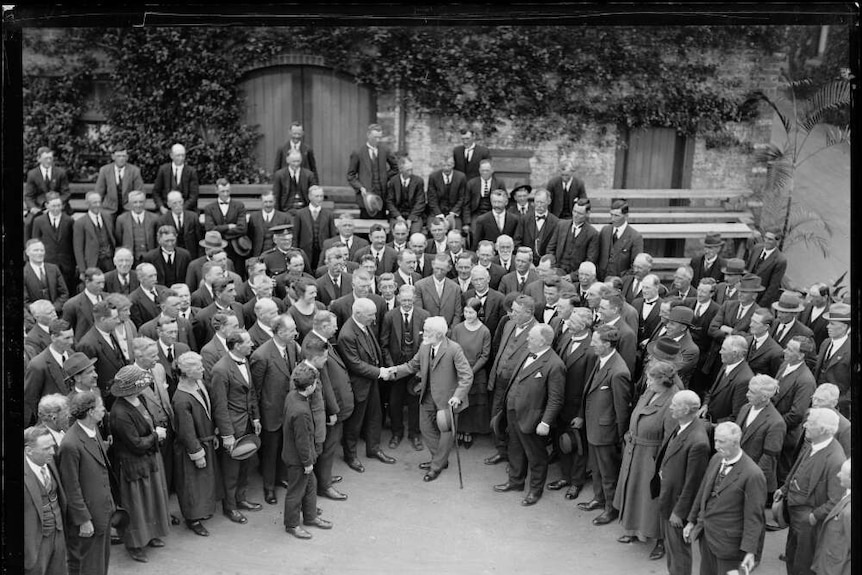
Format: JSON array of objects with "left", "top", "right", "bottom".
[{"left": 151, "top": 143, "right": 199, "bottom": 213}]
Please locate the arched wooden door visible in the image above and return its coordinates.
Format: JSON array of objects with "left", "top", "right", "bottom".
[{"left": 239, "top": 62, "right": 376, "bottom": 185}]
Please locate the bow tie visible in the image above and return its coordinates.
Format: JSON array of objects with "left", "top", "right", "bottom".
[
  {"left": 234, "top": 359, "right": 247, "bottom": 365},
  {"left": 545, "top": 306, "right": 555, "bottom": 311},
  {"left": 536, "top": 215, "right": 546, "bottom": 221},
  {"left": 220, "top": 201, "right": 230, "bottom": 206},
  {"left": 528, "top": 353, "right": 538, "bottom": 360}
]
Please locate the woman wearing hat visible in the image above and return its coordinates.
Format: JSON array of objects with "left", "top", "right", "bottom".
[
  {"left": 614, "top": 359, "right": 682, "bottom": 561},
  {"left": 108, "top": 365, "right": 171, "bottom": 563},
  {"left": 450, "top": 297, "right": 492, "bottom": 447},
  {"left": 172, "top": 351, "right": 222, "bottom": 537}
]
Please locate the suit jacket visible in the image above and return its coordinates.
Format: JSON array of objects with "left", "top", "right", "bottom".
[
  {"left": 770, "top": 319, "right": 814, "bottom": 349},
  {"left": 546, "top": 175, "right": 587, "bottom": 219},
  {"left": 464, "top": 175, "right": 507, "bottom": 225},
  {"left": 140, "top": 314, "right": 196, "bottom": 351},
  {"left": 304, "top": 330, "right": 356, "bottom": 421},
  {"left": 24, "top": 458, "right": 67, "bottom": 571},
  {"left": 471, "top": 210, "right": 522, "bottom": 250},
  {"left": 713, "top": 282, "right": 740, "bottom": 305},
  {"left": 690, "top": 254, "right": 727, "bottom": 287},
  {"left": 546, "top": 220, "right": 600, "bottom": 274},
  {"left": 200, "top": 335, "right": 229, "bottom": 374},
  {"left": 782, "top": 439, "right": 846, "bottom": 521},
  {"left": 500, "top": 348, "right": 565, "bottom": 434},
  {"left": 72, "top": 213, "right": 116, "bottom": 273},
  {"left": 688, "top": 299, "right": 720, "bottom": 358},
  {"left": 190, "top": 283, "right": 214, "bottom": 309},
  {"left": 30, "top": 213, "right": 75, "bottom": 276},
  {"left": 273, "top": 141, "right": 318, "bottom": 179},
  {"left": 193, "top": 302, "right": 245, "bottom": 348},
  {"left": 814, "top": 337, "right": 851, "bottom": 402},
  {"left": 114, "top": 211, "right": 160, "bottom": 257},
  {"left": 708, "top": 300, "right": 757, "bottom": 342},
  {"left": 62, "top": 291, "right": 99, "bottom": 341},
  {"left": 242, "top": 297, "right": 287, "bottom": 329},
  {"left": 24, "top": 324, "right": 53, "bottom": 360},
  {"left": 393, "top": 269, "right": 421, "bottom": 291},
  {"left": 426, "top": 169, "right": 468, "bottom": 217},
  {"left": 203, "top": 199, "right": 248, "bottom": 243},
  {"left": 798, "top": 303, "right": 830, "bottom": 350},
  {"left": 380, "top": 306, "right": 430, "bottom": 365},
  {"left": 519, "top": 209, "right": 559, "bottom": 263},
  {"left": 497, "top": 269, "right": 539, "bottom": 296},
  {"left": 23, "top": 346, "right": 69, "bottom": 424},
  {"left": 688, "top": 451, "right": 767, "bottom": 558},
  {"left": 737, "top": 402, "right": 786, "bottom": 492},
  {"left": 245, "top": 209, "right": 289, "bottom": 256},
  {"left": 24, "top": 262, "right": 68, "bottom": 313},
  {"left": 580, "top": 350, "right": 632, "bottom": 445},
  {"left": 319, "top": 235, "right": 369, "bottom": 268},
  {"left": 57, "top": 423, "right": 115, "bottom": 532},
  {"left": 385, "top": 174, "right": 426, "bottom": 222},
  {"left": 597, "top": 224, "right": 643, "bottom": 280},
  {"left": 158, "top": 210, "right": 202, "bottom": 259},
  {"left": 25, "top": 165, "right": 71, "bottom": 212},
  {"left": 414, "top": 275, "right": 463, "bottom": 327},
  {"left": 811, "top": 491, "right": 851, "bottom": 575},
  {"left": 336, "top": 317, "right": 384, "bottom": 403},
  {"left": 208, "top": 354, "right": 259, "bottom": 438},
  {"left": 76, "top": 326, "right": 129, "bottom": 397},
  {"left": 353, "top": 245, "right": 398, "bottom": 276},
  {"left": 272, "top": 167, "right": 317, "bottom": 212},
  {"left": 621, "top": 274, "right": 668, "bottom": 304},
  {"left": 289, "top": 206, "right": 336, "bottom": 260},
  {"left": 393, "top": 337, "right": 473, "bottom": 411},
  {"left": 249, "top": 338, "right": 300, "bottom": 432},
  {"left": 746, "top": 335, "right": 784, "bottom": 377},
  {"left": 463, "top": 288, "right": 505, "bottom": 340},
  {"left": 453, "top": 144, "right": 491, "bottom": 181},
  {"left": 705, "top": 360, "right": 755, "bottom": 423},
  {"left": 102, "top": 269, "right": 140, "bottom": 295},
  {"left": 558, "top": 336, "right": 598, "bottom": 424},
  {"left": 654, "top": 417, "right": 711, "bottom": 521},
  {"left": 604, "top": 318, "right": 638, "bottom": 376},
  {"left": 346, "top": 144, "right": 399, "bottom": 198},
  {"left": 142, "top": 247, "right": 192, "bottom": 289},
  {"left": 772, "top": 361, "right": 816, "bottom": 447},
  {"left": 674, "top": 332, "right": 701, "bottom": 387},
  {"left": 94, "top": 162, "right": 144, "bottom": 214},
  {"left": 128, "top": 285, "right": 168, "bottom": 328},
  {"left": 632, "top": 296, "right": 662, "bottom": 344},
  {"left": 155, "top": 341, "right": 190, "bottom": 396},
  {"left": 746, "top": 245, "right": 787, "bottom": 307},
  {"left": 328, "top": 292, "right": 386, "bottom": 339},
  {"left": 151, "top": 162, "right": 199, "bottom": 212},
  {"left": 315, "top": 272, "right": 353, "bottom": 307}
]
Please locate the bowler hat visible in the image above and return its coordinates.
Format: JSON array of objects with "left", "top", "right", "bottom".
[
  {"left": 231, "top": 235, "right": 253, "bottom": 257},
  {"left": 772, "top": 292, "right": 805, "bottom": 313},
  {"left": 269, "top": 223, "right": 293, "bottom": 236},
  {"left": 771, "top": 497, "right": 789, "bottom": 529},
  {"left": 703, "top": 233, "right": 725, "bottom": 247},
  {"left": 363, "top": 192, "right": 384, "bottom": 217},
  {"left": 720, "top": 258, "right": 746, "bottom": 275},
  {"left": 110, "top": 507, "right": 130, "bottom": 530},
  {"left": 558, "top": 428, "right": 584, "bottom": 456},
  {"left": 436, "top": 409, "right": 453, "bottom": 433},
  {"left": 510, "top": 184, "right": 532, "bottom": 195},
  {"left": 63, "top": 352, "right": 97, "bottom": 379},
  {"left": 110, "top": 366, "right": 150, "bottom": 398},
  {"left": 667, "top": 306, "right": 694, "bottom": 327},
  {"left": 199, "top": 230, "right": 227, "bottom": 249},
  {"left": 230, "top": 434, "right": 261, "bottom": 461},
  {"left": 823, "top": 302, "right": 851, "bottom": 322},
  {"left": 737, "top": 273, "right": 765, "bottom": 292},
  {"left": 646, "top": 338, "right": 682, "bottom": 362}
]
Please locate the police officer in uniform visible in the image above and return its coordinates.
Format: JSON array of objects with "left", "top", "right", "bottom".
[{"left": 261, "top": 224, "right": 310, "bottom": 277}]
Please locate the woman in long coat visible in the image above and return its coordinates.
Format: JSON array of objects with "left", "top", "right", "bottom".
[
  {"left": 172, "top": 351, "right": 222, "bottom": 537},
  {"left": 614, "top": 359, "right": 680, "bottom": 559},
  {"left": 109, "top": 365, "right": 171, "bottom": 563},
  {"left": 450, "top": 297, "right": 492, "bottom": 446}
]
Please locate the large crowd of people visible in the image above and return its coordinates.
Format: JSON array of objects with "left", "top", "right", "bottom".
[{"left": 22, "top": 123, "right": 851, "bottom": 575}]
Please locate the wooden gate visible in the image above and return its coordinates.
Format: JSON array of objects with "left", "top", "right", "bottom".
[{"left": 239, "top": 61, "right": 376, "bottom": 186}]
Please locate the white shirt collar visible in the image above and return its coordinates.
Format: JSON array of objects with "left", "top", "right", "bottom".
[
  {"left": 598, "top": 349, "right": 617, "bottom": 369},
  {"left": 433, "top": 276, "right": 446, "bottom": 288},
  {"left": 46, "top": 427, "right": 65, "bottom": 446},
  {"left": 754, "top": 332, "right": 768, "bottom": 347},
  {"left": 48, "top": 345, "right": 66, "bottom": 365},
  {"left": 26, "top": 455, "right": 50, "bottom": 484},
  {"left": 724, "top": 359, "right": 744, "bottom": 374},
  {"left": 722, "top": 450, "right": 744, "bottom": 467},
  {"left": 831, "top": 333, "right": 849, "bottom": 351},
  {"left": 77, "top": 420, "right": 98, "bottom": 438},
  {"left": 614, "top": 221, "right": 628, "bottom": 235},
  {"left": 677, "top": 420, "right": 693, "bottom": 433},
  {"left": 783, "top": 361, "right": 803, "bottom": 376},
  {"left": 762, "top": 247, "right": 776, "bottom": 258},
  {"left": 810, "top": 437, "right": 833, "bottom": 455},
  {"left": 258, "top": 321, "right": 274, "bottom": 337}
]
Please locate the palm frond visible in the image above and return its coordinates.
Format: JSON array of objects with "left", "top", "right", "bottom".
[
  {"left": 763, "top": 157, "right": 795, "bottom": 195},
  {"left": 747, "top": 91, "right": 792, "bottom": 136},
  {"left": 825, "top": 124, "right": 852, "bottom": 147},
  {"left": 800, "top": 79, "right": 851, "bottom": 133},
  {"left": 781, "top": 206, "right": 834, "bottom": 257}
]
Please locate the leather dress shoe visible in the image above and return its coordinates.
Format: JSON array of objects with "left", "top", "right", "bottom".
[
  {"left": 389, "top": 435, "right": 402, "bottom": 449},
  {"left": 110, "top": 533, "right": 123, "bottom": 545},
  {"left": 617, "top": 535, "right": 637, "bottom": 544},
  {"left": 188, "top": 521, "right": 209, "bottom": 537},
  {"left": 345, "top": 458, "right": 365, "bottom": 473},
  {"left": 224, "top": 510, "right": 247, "bottom": 524},
  {"left": 564, "top": 485, "right": 582, "bottom": 500},
  {"left": 367, "top": 450, "right": 396, "bottom": 464},
  {"left": 170, "top": 514, "right": 182, "bottom": 526},
  {"left": 521, "top": 491, "right": 542, "bottom": 506},
  {"left": 463, "top": 434, "right": 473, "bottom": 449},
  {"left": 317, "top": 507, "right": 323, "bottom": 516},
  {"left": 765, "top": 522, "right": 787, "bottom": 532},
  {"left": 592, "top": 508, "right": 619, "bottom": 525},
  {"left": 304, "top": 517, "right": 333, "bottom": 530},
  {"left": 147, "top": 538, "right": 165, "bottom": 548},
  {"left": 319, "top": 487, "right": 348, "bottom": 501},
  {"left": 547, "top": 479, "right": 571, "bottom": 491},
  {"left": 285, "top": 525, "right": 312, "bottom": 539},
  {"left": 277, "top": 479, "right": 289, "bottom": 489},
  {"left": 127, "top": 547, "right": 148, "bottom": 563},
  {"left": 484, "top": 453, "right": 508, "bottom": 465},
  {"left": 331, "top": 475, "right": 343, "bottom": 484},
  {"left": 423, "top": 469, "right": 441, "bottom": 482},
  {"left": 493, "top": 481, "right": 525, "bottom": 493},
  {"left": 411, "top": 436, "right": 424, "bottom": 451},
  {"left": 237, "top": 500, "right": 262, "bottom": 512},
  {"left": 419, "top": 461, "right": 448, "bottom": 471},
  {"left": 265, "top": 490, "right": 278, "bottom": 505},
  {"left": 649, "top": 540, "right": 665, "bottom": 560},
  {"left": 577, "top": 499, "right": 604, "bottom": 511}
]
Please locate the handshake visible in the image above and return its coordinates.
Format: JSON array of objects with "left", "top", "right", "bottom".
[{"left": 379, "top": 366, "right": 400, "bottom": 381}]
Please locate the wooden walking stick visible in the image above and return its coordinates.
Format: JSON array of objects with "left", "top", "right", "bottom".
[{"left": 450, "top": 404, "right": 463, "bottom": 489}]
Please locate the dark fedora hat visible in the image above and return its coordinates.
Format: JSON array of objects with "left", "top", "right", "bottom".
[
  {"left": 667, "top": 306, "right": 694, "bottom": 327},
  {"left": 110, "top": 365, "right": 150, "bottom": 398},
  {"left": 199, "top": 230, "right": 227, "bottom": 249},
  {"left": 510, "top": 184, "right": 532, "bottom": 195},
  {"left": 363, "top": 192, "right": 384, "bottom": 217},
  {"left": 772, "top": 292, "right": 805, "bottom": 313},
  {"left": 703, "top": 233, "right": 725, "bottom": 247},
  {"left": 720, "top": 258, "right": 746, "bottom": 275},
  {"left": 231, "top": 235, "right": 253, "bottom": 257},
  {"left": 558, "top": 428, "right": 584, "bottom": 455},
  {"left": 63, "top": 351, "right": 97, "bottom": 379},
  {"left": 646, "top": 337, "right": 682, "bottom": 362},
  {"left": 230, "top": 434, "right": 261, "bottom": 461},
  {"left": 823, "top": 302, "right": 851, "bottom": 322},
  {"left": 737, "top": 273, "right": 766, "bottom": 292},
  {"left": 110, "top": 507, "right": 130, "bottom": 530}
]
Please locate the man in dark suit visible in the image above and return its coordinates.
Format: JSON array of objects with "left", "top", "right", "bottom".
[
  {"left": 813, "top": 303, "right": 851, "bottom": 417},
  {"left": 24, "top": 239, "right": 69, "bottom": 314},
  {"left": 380, "top": 285, "right": 429, "bottom": 451},
  {"left": 463, "top": 159, "right": 507, "bottom": 228},
  {"left": 597, "top": 200, "right": 643, "bottom": 281},
  {"left": 24, "top": 425, "right": 68, "bottom": 575},
  {"left": 414, "top": 254, "right": 463, "bottom": 328},
  {"left": 24, "top": 319, "right": 75, "bottom": 425},
  {"left": 713, "top": 258, "right": 746, "bottom": 305},
  {"left": 463, "top": 266, "right": 505, "bottom": 340},
  {"left": 250, "top": 314, "right": 301, "bottom": 505},
  {"left": 452, "top": 127, "right": 491, "bottom": 181},
  {"left": 128, "top": 263, "right": 166, "bottom": 328},
  {"left": 652, "top": 390, "right": 711, "bottom": 575},
  {"left": 73, "top": 192, "right": 116, "bottom": 277},
  {"left": 318, "top": 216, "right": 369, "bottom": 268},
  {"left": 193, "top": 276, "right": 245, "bottom": 347},
  {"left": 102, "top": 248, "right": 139, "bottom": 296},
  {"left": 337, "top": 298, "right": 397, "bottom": 472},
  {"left": 736, "top": 375, "right": 786, "bottom": 496},
  {"left": 620, "top": 253, "right": 664, "bottom": 304},
  {"left": 546, "top": 199, "right": 600, "bottom": 279},
  {"left": 546, "top": 160, "right": 588, "bottom": 219},
  {"left": 688, "top": 279, "right": 721, "bottom": 372},
  {"left": 25, "top": 300, "right": 56, "bottom": 360},
  {"left": 272, "top": 121, "right": 318, "bottom": 180},
  {"left": 746, "top": 308, "right": 784, "bottom": 377},
  {"left": 346, "top": 123, "right": 399, "bottom": 219},
  {"left": 597, "top": 290, "right": 638, "bottom": 376},
  {"left": 94, "top": 144, "right": 144, "bottom": 216},
  {"left": 114, "top": 190, "right": 160, "bottom": 263},
  {"left": 408, "top": 232, "right": 435, "bottom": 279},
  {"left": 190, "top": 260, "right": 221, "bottom": 309},
  {"left": 62, "top": 268, "right": 106, "bottom": 341},
  {"left": 701, "top": 335, "right": 754, "bottom": 424},
  {"left": 471, "top": 189, "right": 522, "bottom": 251},
  {"left": 158, "top": 190, "right": 202, "bottom": 260},
  {"left": 57, "top": 391, "right": 115, "bottom": 575},
  {"left": 632, "top": 274, "right": 663, "bottom": 345},
  {"left": 287, "top": 186, "right": 335, "bottom": 268},
  {"left": 75, "top": 301, "right": 128, "bottom": 407},
  {"left": 203, "top": 179, "right": 249, "bottom": 278},
  {"left": 208, "top": 331, "right": 262, "bottom": 524},
  {"left": 426, "top": 156, "right": 468, "bottom": 233},
  {"left": 247, "top": 191, "right": 290, "bottom": 257},
  {"left": 327, "top": 270, "right": 386, "bottom": 338},
  {"left": 315, "top": 246, "right": 353, "bottom": 307},
  {"left": 798, "top": 283, "right": 830, "bottom": 349},
  {"left": 772, "top": 336, "right": 817, "bottom": 485},
  {"left": 385, "top": 157, "right": 426, "bottom": 234},
  {"left": 704, "top": 274, "right": 763, "bottom": 376},
  {"left": 474, "top": 241, "right": 505, "bottom": 290},
  {"left": 30, "top": 192, "right": 76, "bottom": 291},
  {"left": 272, "top": 149, "right": 317, "bottom": 215},
  {"left": 392, "top": 248, "right": 421, "bottom": 291},
  {"left": 142, "top": 226, "right": 193, "bottom": 289},
  {"left": 151, "top": 143, "right": 199, "bottom": 214},
  {"left": 25, "top": 147, "right": 71, "bottom": 216},
  {"left": 810, "top": 384, "right": 851, "bottom": 457},
  {"left": 670, "top": 265, "right": 697, "bottom": 300},
  {"left": 690, "top": 233, "right": 727, "bottom": 287},
  {"left": 200, "top": 311, "right": 238, "bottom": 374},
  {"left": 498, "top": 247, "right": 539, "bottom": 296},
  {"left": 152, "top": 317, "right": 190, "bottom": 396},
  {"left": 519, "top": 190, "right": 558, "bottom": 264},
  {"left": 353, "top": 224, "right": 398, "bottom": 276},
  {"left": 138, "top": 291, "right": 197, "bottom": 352},
  {"left": 770, "top": 292, "right": 815, "bottom": 362},
  {"left": 683, "top": 422, "right": 766, "bottom": 575},
  {"left": 775, "top": 408, "right": 845, "bottom": 575},
  {"left": 576, "top": 324, "right": 632, "bottom": 524},
  {"left": 746, "top": 228, "right": 787, "bottom": 308}
]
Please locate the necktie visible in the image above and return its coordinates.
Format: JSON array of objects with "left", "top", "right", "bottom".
[
  {"left": 293, "top": 170, "right": 300, "bottom": 184},
  {"left": 776, "top": 323, "right": 786, "bottom": 341},
  {"left": 407, "top": 275, "right": 413, "bottom": 286},
  {"left": 376, "top": 252, "right": 382, "bottom": 265},
  {"left": 715, "top": 461, "right": 732, "bottom": 489},
  {"left": 151, "top": 289, "right": 158, "bottom": 301},
  {"left": 53, "top": 217, "right": 59, "bottom": 230},
  {"left": 518, "top": 277, "right": 526, "bottom": 292},
  {"left": 436, "top": 281, "right": 443, "bottom": 299},
  {"left": 612, "top": 228, "right": 619, "bottom": 244},
  {"left": 95, "top": 217, "right": 102, "bottom": 229},
  {"left": 46, "top": 168, "right": 52, "bottom": 181},
  {"left": 41, "top": 466, "right": 52, "bottom": 491},
  {"left": 403, "top": 313, "right": 410, "bottom": 333},
  {"left": 760, "top": 251, "right": 767, "bottom": 262},
  {"left": 117, "top": 170, "right": 123, "bottom": 189},
  {"left": 166, "top": 346, "right": 174, "bottom": 363},
  {"left": 444, "top": 175, "right": 450, "bottom": 186},
  {"left": 369, "top": 147, "right": 377, "bottom": 161},
  {"left": 174, "top": 168, "right": 180, "bottom": 186},
  {"left": 119, "top": 274, "right": 126, "bottom": 287},
  {"left": 167, "top": 252, "right": 173, "bottom": 267},
  {"left": 520, "top": 207, "right": 527, "bottom": 215},
  {"left": 36, "top": 266, "right": 44, "bottom": 282},
  {"left": 825, "top": 341, "right": 835, "bottom": 360},
  {"left": 431, "top": 346, "right": 436, "bottom": 361},
  {"left": 465, "top": 148, "right": 472, "bottom": 163},
  {"left": 482, "top": 180, "right": 489, "bottom": 196},
  {"left": 573, "top": 224, "right": 581, "bottom": 237}
]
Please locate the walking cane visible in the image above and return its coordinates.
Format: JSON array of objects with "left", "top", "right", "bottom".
[{"left": 450, "top": 404, "right": 464, "bottom": 489}]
